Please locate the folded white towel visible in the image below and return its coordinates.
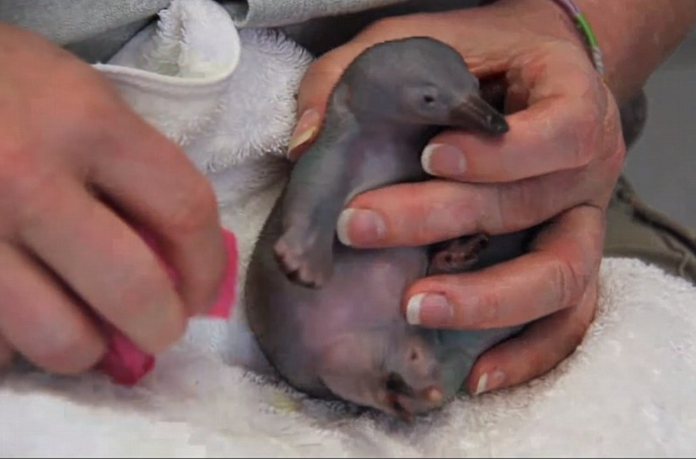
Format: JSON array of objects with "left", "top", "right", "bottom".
[
  {"left": 96, "top": 0, "right": 311, "bottom": 179},
  {"left": 3, "top": 257, "right": 695, "bottom": 457},
  {"left": 1, "top": 1, "right": 695, "bottom": 457}
]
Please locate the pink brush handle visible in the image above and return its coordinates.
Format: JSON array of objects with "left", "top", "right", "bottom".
[{"left": 97, "top": 228, "right": 238, "bottom": 386}]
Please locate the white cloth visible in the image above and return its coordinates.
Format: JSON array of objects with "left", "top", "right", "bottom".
[{"left": 1, "top": 1, "right": 695, "bottom": 457}]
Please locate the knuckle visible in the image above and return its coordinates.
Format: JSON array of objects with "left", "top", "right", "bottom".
[
  {"left": 494, "top": 182, "right": 541, "bottom": 231},
  {"left": 419, "top": 203, "right": 448, "bottom": 243},
  {"left": 43, "top": 61, "right": 121, "bottom": 135},
  {"left": 419, "top": 200, "right": 465, "bottom": 244},
  {"left": 485, "top": 185, "right": 511, "bottom": 230},
  {"left": 468, "top": 289, "right": 503, "bottom": 328},
  {"left": 494, "top": 184, "right": 521, "bottom": 229},
  {"left": 606, "top": 133, "right": 627, "bottom": 175},
  {"left": 14, "top": 179, "right": 65, "bottom": 234},
  {"left": 0, "top": 145, "right": 61, "bottom": 224},
  {"left": 602, "top": 101, "right": 627, "bottom": 170},
  {"left": 521, "top": 349, "right": 549, "bottom": 380},
  {"left": 569, "top": 103, "right": 600, "bottom": 167},
  {"left": 50, "top": 73, "right": 127, "bottom": 156},
  {"left": 552, "top": 258, "right": 589, "bottom": 308}
]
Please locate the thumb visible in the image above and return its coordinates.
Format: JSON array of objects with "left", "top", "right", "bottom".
[
  {"left": 289, "top": 15, "right": 458, "bottom": 160},
  {"left": 289, "top": 43, "right": 367, "bottom": 160}
]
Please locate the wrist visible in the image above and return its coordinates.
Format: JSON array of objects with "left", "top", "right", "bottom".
[
  {"left": 482, "top": 0, "right": 590, "bottom": 50},
  {"left": 485, "top": 0, "right": 696, "bottom": 105}
]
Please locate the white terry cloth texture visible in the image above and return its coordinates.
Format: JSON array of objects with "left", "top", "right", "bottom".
[{"left": 2, "top": 0, "right": 696, "bottom": 457}]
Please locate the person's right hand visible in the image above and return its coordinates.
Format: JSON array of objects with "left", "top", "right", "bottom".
[{"left": 0, "top": 24, "right": 228, "bottom": 374}]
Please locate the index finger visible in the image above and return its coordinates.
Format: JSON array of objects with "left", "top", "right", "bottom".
[
  {"left": 89, "top": 105, "right": 228, "bottom": 317},
  {"left": 403, "top": 205, "right": 604, "bottom": 329},
  {"left": 424, "top": 42, "right": 613, "bottom": 183}
]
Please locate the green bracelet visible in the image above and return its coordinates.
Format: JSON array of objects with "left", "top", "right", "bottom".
[{"left": 551, "top": 0, "right": 607, "bottom": 81}]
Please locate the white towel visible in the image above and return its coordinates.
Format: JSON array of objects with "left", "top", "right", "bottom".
[{"left": 1, "top": 1, "right": 695, "bottom": 457}]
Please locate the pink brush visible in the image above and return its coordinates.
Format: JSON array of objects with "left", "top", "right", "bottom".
[{"left": 96, "top": 228, "right": 238, "bottom": 386}]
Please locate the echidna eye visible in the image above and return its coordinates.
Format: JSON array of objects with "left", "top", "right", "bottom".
[{"left": 423, "top": 94, "right": 435, "bottom": 104}]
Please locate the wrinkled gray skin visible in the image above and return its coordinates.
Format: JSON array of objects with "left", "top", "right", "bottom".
[{"left": 245, "top": 38, "right": 531, "bottom": 420}]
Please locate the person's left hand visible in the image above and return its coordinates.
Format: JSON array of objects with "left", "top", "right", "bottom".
[{"left": 290, "top": 0, "right": 626, "bottom": 394}]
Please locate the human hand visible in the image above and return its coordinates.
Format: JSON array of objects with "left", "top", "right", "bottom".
[
  {"left": 291, "top": 1, "right": 625, "bottom": 394},
  {"left": 0, "top": 24, "right": 227, "bottom": 374}
]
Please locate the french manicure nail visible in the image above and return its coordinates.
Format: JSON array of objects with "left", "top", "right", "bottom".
[
  {"left": 337, "top": 209, "right": 386, "bottom": 246},
  {"left": 406, "top": 293, "right": 453, "bottom": 326},
  {"left": 475, "top": 373, "right": 488, "bottom": 395},
  {"left": 475, "top": 369, "right": 506, "bottom": 395},
  {"left": 422, "top": 144, "right": 466, "bottom": 177},
  {"left": 288, "top": 109, "right": 320, "bottom": 157}
]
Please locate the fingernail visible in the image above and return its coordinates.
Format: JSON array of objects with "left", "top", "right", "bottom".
[
  {"left": 474, "top": 369, "right": 506, "bottom": 395},
  {"left": 337, "top": 209, "right": 386, "bottom": 246},
  {"left": 406, "top": 293, "right": 453, "bottom": 326},
  {"left": 288, "top": 109, "right": 320, "bottom": 158},
  {"left": 474, "top": 373, "right": 488, "bottom": 395},
  {"left": 422, "top": 144, "right": 466, "bottom": 177}
]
